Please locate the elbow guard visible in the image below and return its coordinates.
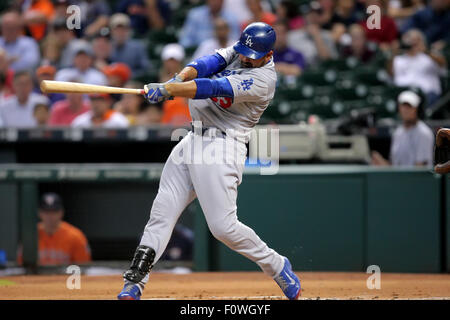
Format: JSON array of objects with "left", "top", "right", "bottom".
[
  {"left": 193, "top": 77, "right": 234, "bottom": 100},
  {"left": 187, "top": 53, "right": 227, "bottom": 78}
]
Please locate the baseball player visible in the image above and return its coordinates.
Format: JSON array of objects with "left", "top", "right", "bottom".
[{"left": 118, "top": 22, "right": 301, "bottom": 300}]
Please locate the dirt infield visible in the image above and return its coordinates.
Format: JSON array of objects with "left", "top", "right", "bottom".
[{"left": 1, "top": 272, "right": 450, "bottom": 300}]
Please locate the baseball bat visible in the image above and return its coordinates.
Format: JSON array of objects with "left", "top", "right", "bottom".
[{"left": 40, "top": 80, "right": 145, "bottom": 95}]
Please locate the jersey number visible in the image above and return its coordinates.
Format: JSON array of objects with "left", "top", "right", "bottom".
[{"left": 211, "top": 97, "right": 232, "bottom": 109}]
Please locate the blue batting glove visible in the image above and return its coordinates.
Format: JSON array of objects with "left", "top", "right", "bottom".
[{"left": 143, "top": 83, "right": 171, "bottom": 104}]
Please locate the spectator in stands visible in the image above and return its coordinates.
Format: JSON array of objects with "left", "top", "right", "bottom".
[
  {"left": 0, "top": 48, "right": 14, "bottom": 98},
  {"left": 136, "top": 103, "right": 163, "bottom": 125},
  {"left": 33, "top": 102, "right": 50, "bottom": 127},
  {"left": 0, "top": 71, "right": 49, "bottom": 128},
  {"left": 287, "top": 1, "right": 338, "bottom": 66},
  {"left": 79, "top": 0, "right": 111, "bottom": 38},
  {"left": 223, "top": 0, "right": 252, "bottom": 25},
  {"left": 323, "top": 0, "right": 361, "bottom": 28},
  {"left": 103, "top": 62, "right": 131, "bottom": 88},
  {"left": 339, "top": 24, "right": 377, "bottom": 63},
  {"left": 49, "top": 85, "right": 91, "bottom": 127},
  {"left": 102, "top": 62, "right": 131, "bottom": 102},
  {"left": 41, "top": 17, "right": 77, "bottom": 69},
  {"left": 273, "top": 19, "right": 306, "bottom": 77},
  {"left": 72, "top": 93, "right": 129, "bottom": 128},
  {"left": 34, "top": 65, "right": 65, "bottom": 105},
  {"left": 0, "top": 72, "right": 11, "bottom": 106},
  {"left": 324, "top": 0, "right": 364, "bottom": 42},
  {"left": 159, "top": 43, "right": 185, "bottom": 83},
  {"left": 242, "top": 0, "right": 277, "bottom": 30},
  {"left": 55, "top": 41, "right": 107, "bottom": 85},
  {"left": 315, "top": 0, "right": 336, "bottom": 27},
  {"left": 179, "top": 0, "right": 240, "bottom": 48},
  {"left": 17, "top": 193, "right": 91, "bottom": 266},
  {"left": 0, "top": 10, "right": 40, "bottom": 72},
  {"left": 91, "top": 27, "right": 113, "bottom": 71},
  {"left": 158, "top": 44, "right": 191, "bottom": 126},
  {"left": 400, "top": 0, "right": 450, "bottom": 47},
  {"left": 361, "top": 0, "right": 399, "bottom": 49},
  {"left": 275, "top": 0, "right": 305, "bottom": 30},
  {"left": 52, "top": 0, "right": 72, "bottom": 22},
  {"left": 371, "top": 90, "right": 434, "bottom": 167},
  {"left": 115, "top": 0, "right": 171, "bottom": 36},
  {"left": 388, "top": 0, "right": 425, "bottom": 29},
  {"left": 391, "top": 29, "right": 447, "bottom": 106},
  {"left": 109, "top": 13, "right": 152, "bottom": 78},
  {"left": 192, "top": 18, "right": 235, "bottom": 60},
  {"left": 21, "top": 0, "right": 55, "bottom": 41},
  {"left": 114, "top": 80, "right": 147, "bottom": 125}
]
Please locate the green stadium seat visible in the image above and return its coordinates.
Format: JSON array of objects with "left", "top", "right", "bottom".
[
  {"left": 335, "top": 84, "right": 369, "bottom": 100},
  {"left": 365, "top": 86, "right": 410, "bottom": 119},
  {"left": 352, "top": 67, "right": 389, "bottom": 86},
  {"left": 298, "top": 69, "right": 338, "bottom": 85},
  {"left": 342, "top": 99, "right": 367, "bottom": 110},
  {"left": 276, "top": 84, "right": 316, "bottom": 100},
  {"left": 264, "top": 99, "right": 313, "bottom": 124},
  {"left": 309, "top": 96, "right": 348, "bottom": 119},
  {"left": 320, "top": 57, "right": 360, "bottom": 71}
]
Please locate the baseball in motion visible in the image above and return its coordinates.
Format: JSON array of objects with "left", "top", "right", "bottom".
[{"left": 106, "top": 22, "right": 300, "bottom": 300}]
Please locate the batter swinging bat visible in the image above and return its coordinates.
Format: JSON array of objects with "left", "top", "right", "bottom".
[{"left": 40, "top": 80, "right": 146, "bottom": 95}]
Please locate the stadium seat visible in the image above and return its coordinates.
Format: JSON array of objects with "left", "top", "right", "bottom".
[
  {"left": 320, "top": 57, "right": 360, "bottom": 71},
  {"left": 263, "top": 99, "right": 313, "bottom": 124},
  {"left": 365, "top": 86, "right": 411, "bottom": 119},
  {"left": 352, "top": 66, "right": 389, "bottom": 86},
  {"left": 276, "top": 84, "right": 316, "bottom": 100},
  {"left": 335, "top": 84, "right": 369, "bottom": 101},
  {"left": 310, "top": 96, "right": 347, "bottom": 119},
  {"left": 298, "top": 69, "right": 338, "bottom": 85}
]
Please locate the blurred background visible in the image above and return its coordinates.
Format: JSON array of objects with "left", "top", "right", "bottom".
[{"left": 0, "top": 0, "right": 449, "bottom": 276}]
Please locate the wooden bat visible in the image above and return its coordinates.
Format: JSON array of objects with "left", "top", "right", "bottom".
[{"left": 40, "top": 80, "right": 146, "bottom": 95}]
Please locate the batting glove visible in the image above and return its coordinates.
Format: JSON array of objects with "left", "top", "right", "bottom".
[{"left": 144, "top": 83, "right": 171, "bottom": 104}]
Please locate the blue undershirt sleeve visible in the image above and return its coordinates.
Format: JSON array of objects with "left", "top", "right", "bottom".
[
  {"left": 187, "top": 53, "right": 227, "bottom": 78},
  {"left": 193, "top": 77, "right": 234, "bottom": 100}
]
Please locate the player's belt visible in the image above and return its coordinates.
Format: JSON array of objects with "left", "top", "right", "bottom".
[{"left": 190, "top": 124, "right": 227, "bottom": 138}]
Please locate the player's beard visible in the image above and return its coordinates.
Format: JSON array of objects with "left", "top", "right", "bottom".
[{"left": 240, "top": 61, "right": 253, "bottom": 68}]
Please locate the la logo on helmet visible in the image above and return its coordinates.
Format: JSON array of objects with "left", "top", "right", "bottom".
[{"left": 245, "top": 35, "right": 253, "bottom": 47}]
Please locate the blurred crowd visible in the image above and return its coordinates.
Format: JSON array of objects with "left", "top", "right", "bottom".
[{"left": 0, "top": 0, "right": 448, "bottom": 129}]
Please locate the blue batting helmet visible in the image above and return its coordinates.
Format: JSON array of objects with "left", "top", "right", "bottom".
[{"left": 233, "top": 22, "right": 276, "bottom": 60}]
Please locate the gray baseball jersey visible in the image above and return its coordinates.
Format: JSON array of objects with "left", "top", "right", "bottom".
[
  {"left": 132, "top": 46, "right": 286, "bottom": 291},
  {"left": 188, "top": 45, "right": 277, "bottom": 142}
]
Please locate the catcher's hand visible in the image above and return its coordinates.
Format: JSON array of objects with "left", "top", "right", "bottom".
[{"left": 434, "top": 128, "right": 450, "bottom": 174}]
